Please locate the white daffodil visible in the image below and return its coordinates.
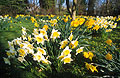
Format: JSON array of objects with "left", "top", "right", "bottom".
[
  {"left": 68, "top": 32, "right": 73, "bottom": 41},
  {"left": 21, "top": 35, "right": 27, "bottom": 40},
  {"left": 76, "top": 47, "right": 84, "bottom": 55},
  {"left": 57, "top": 55, "right": 65, "bottom": 60},
  {"left": 61, "top": 54, "right": 73, "bottom": 64},
  {"left": 39, "top": 28, "right": 47, "bottom": 36},
  {"left": 33, "top": 52, "right": 45, "bottom": 62},
  {"left": 69, "top": 39, "right": 78, "bottom": 49},
  {"left": 37, "top": 47, "right": 46, "bottom": 55},
  {"left": 32, "top": 28, "right": 39, "bottom": 35},
  {"left": 42, "top": 57, "right": 51, "bottom": 64},
  {"left": 34, "top": 34, "right": 44, "bottom": 45},
  {"left": 44, "top": 35, "right": 49, "bottom": 41},
  {"left": 50, "top": 28, "right": 61, "bottom": 40},
  {"left": 3, "top": 57, "right": 11, "bottom": 65},
  {"left": 8, "top": 41, "right": 14, "bottom": 48},
  {"left": 27, "top": 48, "right": 34, "bottom": 54},
  {"left": 111, "top": 23, "right": 117, "bottom": 28},
  {"left": 6, "top": 48, "right": 16, "bottom": 58},
  {"left": 22, "top": 27, "right": 27, "bottom": 35},
  {"left": 17, "top": 56, "right": 26, "bottom": 63},
  {"left": 13, "top": 37, "right": 22, "bottom": 45},
  {"left": 61, "top": 46, "right": 72, "bottom": 56},
  {"left": 28, "top": 35, "right": 32, "bottom": 42},
  {"left": 17, "top": 48, "right": 27, "bottom": 57},
  {"left": 59, "top": 39, "right": 69, "bottom": 49}
]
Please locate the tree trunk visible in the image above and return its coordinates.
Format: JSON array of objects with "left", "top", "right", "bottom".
[
  {"left": 66, "top": 0, "right": 77, "bottom": 20},
  {"left": 72, "top": 0, "right": 77, "bottom": 20},
  {"left": 88, "top": 0, "right": 95, "bottom": 16}
]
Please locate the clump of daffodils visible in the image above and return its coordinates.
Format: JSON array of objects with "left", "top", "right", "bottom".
[{"left": 3, "top": 27, "right": 61, "bottom": 66}]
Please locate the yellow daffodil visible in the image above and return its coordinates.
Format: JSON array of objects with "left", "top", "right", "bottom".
[
  {"left": 88, "top": 52, "right": 94, "bottom": 61},
  {"left": 83, "top": 52, "right": 94, "bottom": 61},
  {"left": 71, "top": 19, "right": 80, "bottom": 27},
  {"left": 106, "top": 39, "right": 112, "bottom": 45},
  {"left": 34, "top": 22, "right": 39, "bottom": 27},
  {"left": 92, "top": 25, "right": 100, "bottom": 31},
  {"left": 64, "top": 18, "right": 68, "bottom": 23},
  {"left": 79, "top": 18, "right": 85, "bottom": 25},
  {"left": 106, "top": 29, "right": 112, "bottom": 32},
  {"left": 83, "top": 52, "right": 89, "bottom": 58},
  {"left": 85, "top": 62, "right": 98, "bottom": 72},
  {"left": 43, "top": 25, "right": 48, "bottom": 31},
  {"left": 105, "top": 53, "right": 112, "bottom": 60}
]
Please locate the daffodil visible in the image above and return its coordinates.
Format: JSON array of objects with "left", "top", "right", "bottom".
[
  {"left": 83, "top": 52, "right": 89, "bottom": 58},
  {"left": 85, "top": 62, "right": 98, "bottom": 72},
  {"left": 79, "top": 18, "right": 85, "bottom": 25},
  {"left": 61, "top": 54, "right": 73, "bottom": 64},
  {"left": 88, "top": 52, "right": 94, "bottom": 61},
  {"left": 39, "top": 29, "right": 47, "bottom": 36},
  {"left": 61, "top": 46, "right": 72, "bottom": 56},
  {"left": 34, "top": 34, "right": 44, "bottom": 45},
  {"left": 92, "top": 25, "right": 100, "bottom": 31},
  {"left": 21, "top": 35, "right": 27, "bottom": 40},
  {"left": 31, "top": 17, "right": 36, "bottom": 23},
  {"left": 22, "top": 27, "right": 27, "bottom": 35},
  {"left": 68, "top": 32, "right": 73, "bottom": 41},
  {"left": 71, "top": 19, "right": 80, "bottom": 27},
  {"left": 50, "top": 28, "right": 61, "bottom": 40},
  {"left": 17, "top": 57, "right": 26, "bottom": 63},
  {"left": 13, "top": 37, "right": 22, "bottom": 45},
  {"left": 43, "top": 25, "right": 48, "bottom": 31},
  {"left": 33, "top": 29, "right": 39, "bottom": 35},
  {"left": 33, "top": 52, "right": 45, "bottom": 62},
  {"left": 64, "top": 18, "right": 68, "bottom": 23},
  {"left": 76, "top": 47, "right": 84, "bottom": 55},
  {"left": 42, "top": 57, "right": 51, "bottom": 64},
  {"left": 59, "top": 39, "right": 69, "bottom": 49},
  {"left": 8, "top": 41, "right": 14, "bottom": 48},
  {"left": 105, "top": 53, "right": 112, "bottom": 60},
  {"left": 28, "top": 35, "right": 32, "bottom": 42},
  {"left": 57, "top": 55, "right": 65, "bottom": 59},
  {"left": 6, "top": 48, "right": 16, "bottom": 58},
  {"left": 3, "top": 57, "right": 11, "bottom": 65},
  {"left": 18, "top": 48, "right": 27, "bottom": 57},
  {"left": 69, "top": 39, "right": 78, "bottom": 49},
  {"left": 106, "top": 39, "right": 112, "bottom": 45},
  {"left": 34, "top": 22, "right": 39, "bottom": 27},
  {"left": 37, "top": 47, "right": 46, "bottom": 55},
  {"left": 106, "top": 29, "right": 112, "bottom": 32},
  {"left": 83, "top": 52, "right": 94, "bottom": 61}
]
